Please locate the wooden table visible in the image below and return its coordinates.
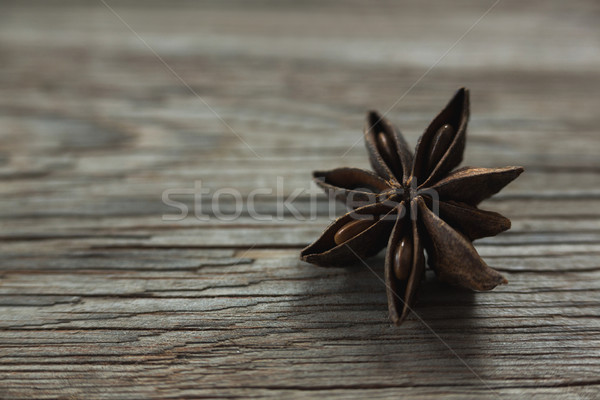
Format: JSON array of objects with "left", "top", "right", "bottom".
[{"left": 1, "top": 1, "right": 599, "bottom": 398}]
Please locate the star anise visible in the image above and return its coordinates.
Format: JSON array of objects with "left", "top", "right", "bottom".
[{"left": 300, "top": 88, "right": 524, "bottom": 325}]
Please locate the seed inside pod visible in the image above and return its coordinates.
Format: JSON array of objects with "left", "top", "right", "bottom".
[
  {"left": 348, "top": 184, "right": 375, "bottom": 193},
  {"left": 394, "top": 235, "right": 413, "bottom": 280},
  {"left": 426, "top": 124, "right": 455, "bottom": 174},
  {"left": 376, "top": 131, "right": 401, "bottom": 174},
  {"left": 334, "top": 218, "right": 377, "bottom": 245}
]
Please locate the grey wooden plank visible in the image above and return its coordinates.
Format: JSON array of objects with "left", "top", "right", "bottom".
[{"left": 1, "top": 0, "right": 600, "bottom": 399}]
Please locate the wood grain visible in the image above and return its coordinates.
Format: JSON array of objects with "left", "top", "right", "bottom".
[{"left": 1, "top": 0, "right": 599, "bottom": 399}]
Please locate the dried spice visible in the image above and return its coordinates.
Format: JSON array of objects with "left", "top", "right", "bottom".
[{"left": 300, "top": 88, "right": 523, "bottom": 325}]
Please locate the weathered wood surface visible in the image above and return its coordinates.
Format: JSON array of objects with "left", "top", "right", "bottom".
[{"left": 1, "top": 1, "right": 600, "bottom": 399}]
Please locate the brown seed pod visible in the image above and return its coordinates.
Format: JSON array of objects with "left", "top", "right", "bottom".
[{"left": 300, "top": 87, "right": 523, "bottom": 325}]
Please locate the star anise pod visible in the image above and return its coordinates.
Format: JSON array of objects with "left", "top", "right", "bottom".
[{"left": 300, "top": 88, "right": 524, "bottom": 325}]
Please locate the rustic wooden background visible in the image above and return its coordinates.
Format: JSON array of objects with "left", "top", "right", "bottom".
[{"left": 1, "top": 0, "right": 599, "bottom": 399}]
